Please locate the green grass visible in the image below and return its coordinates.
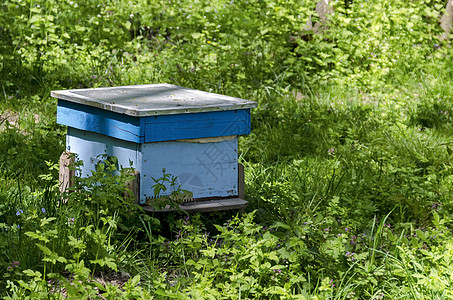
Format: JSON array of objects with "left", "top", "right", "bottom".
[{"left": 2, "top": 0, "right": 453, "bottom": 298}]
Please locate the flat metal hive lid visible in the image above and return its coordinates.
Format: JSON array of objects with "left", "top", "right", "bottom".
[{"left": 51, "top": 83, "right": 257, "bottom": 117}]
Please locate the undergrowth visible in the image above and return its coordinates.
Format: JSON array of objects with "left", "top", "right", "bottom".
[{"left": 2, "top": 0, "right": 453, "bottom": 298}]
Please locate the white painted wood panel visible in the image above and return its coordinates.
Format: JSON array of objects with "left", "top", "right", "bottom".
[
  {"left": 140, "top": 138, "right": 238, "bottom": 200},
  {"left": 66, "top": 127, "right": 139, "bottom": 177}
]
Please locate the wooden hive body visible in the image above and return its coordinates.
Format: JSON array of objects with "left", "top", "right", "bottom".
[{"left": 53, "top": 84, "right": 256, "bottom": 209}]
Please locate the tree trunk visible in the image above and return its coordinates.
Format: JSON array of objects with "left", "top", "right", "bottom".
[
  {"left": 440, "top": 0, "right": 453, "bottom": 40},
  {"left": 304, "top": 0, "right": 333, "bottom": 33}
]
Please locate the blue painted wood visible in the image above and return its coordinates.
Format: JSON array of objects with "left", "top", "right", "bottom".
[
  {"left": 140, "top": 138, "right": 238, "bottom": 201},
  {"left": 143, "top": 110, "right": 251, "bottom": 142},
  {"left": 58, "top": 100, "right": 144, "bottom": 143},
  {"left": 57, "top": 99, "right": 251, "bottom": 143},
  {"left": 66, "top": 127, "right": 139, "bottom": 177}
]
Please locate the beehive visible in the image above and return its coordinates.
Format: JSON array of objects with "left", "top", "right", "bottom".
[{"left": 52, "top": 84, "right": 257, "bottom": 212}]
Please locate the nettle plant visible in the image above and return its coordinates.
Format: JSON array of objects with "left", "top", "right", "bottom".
[{"left": 147, "top": 169, "right": 191, "bottom": 211}]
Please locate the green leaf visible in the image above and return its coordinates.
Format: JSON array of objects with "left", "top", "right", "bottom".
[
  {"left": 268, "top": 251, "right": 279, "bottom": 262},
  {"left": 23, "top": 269, "right": 42, "bottom": 278},
  {"left": 270, "top": 221, "right": 291, "bottom": 230},
  {"left": 185, "top": 259, "right": 196, "bottom": 266},
  {"left": 36, "top": 243, "right": 52, "bottom": 256},
  {"left": 191, "top": 32, "right": 203, "bottom": 39},
  {"left": 104, "top": 258, "right": 118, "bottom": 271},
  {"left": 56, "top": 256, "right": 68, "bottom": 263},
  {"left": 447, "top": 146, "right": 453, "bottom": 156},
  {"left": 415, "top": 229, "right": 426, "bottom": 241},
  {"left": 25, "top": 231, "right": 49, "bottom": 243},
  {"left": 29, "top": 15, "right": 43, "bottom": 24},
  {"left": 41, "top": 217, "right": 56, "bottom": 227},
  {"left": 214, "top": 225, "right": 224, "bottom": 232},
  {"left": 271, "top": 264, "right": 286, "bottom": 270},
  {"left": 68, "top": 236, "right": 86, "bottom": 250},
  {"left": 129, "top": 274, "right": 141, "bottom": 287}
]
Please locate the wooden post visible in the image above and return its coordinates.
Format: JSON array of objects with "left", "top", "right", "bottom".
[
  {"left": 304, "top": 0, "right": 333, "bottom": 33},
  {"left": 238, "top": 163, "right": 245, "bottom": 200},
  {"left": 59, "top": 151, "right": 75, "bottom": 194},
  {"left": 238, "top": 163, "right": 245, "bottom": 214},
  {"left": 125, "top": 170, "right": 140, "bottom": 204}
]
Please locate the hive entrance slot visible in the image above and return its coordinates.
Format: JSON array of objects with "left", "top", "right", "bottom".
[{"left": 145, "top": 191, "right": 194, "bottom": 206}]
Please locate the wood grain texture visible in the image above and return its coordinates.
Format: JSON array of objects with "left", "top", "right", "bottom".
[
  {"left": 58, "top": 100, "right": 143, "bottom": 143},
  {"left": 143, "top": 197, "right": 247, "bottom": 213},
  {"left": 52, "top": 83, "right": 257, "bottom": 116},
  {"left": 125, "top": 170, "right": 140, "bottom": 204},
  {"left": 59, "top": 151, "right": 75, "bottom": 194},
  {"left": 143, "top": 110, "right": 251, "bottom": 142},
  {"left": 238, "top": 163, "right": 245, "bottom": 200}
]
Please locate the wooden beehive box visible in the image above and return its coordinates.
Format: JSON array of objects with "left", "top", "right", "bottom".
[{"left": 52, "top": 84, "right": 257, "bottom": 212}]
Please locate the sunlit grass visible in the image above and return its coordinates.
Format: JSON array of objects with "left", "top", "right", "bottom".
[{"left": 2, "top": 0, "right": 453, "bottom": 297}]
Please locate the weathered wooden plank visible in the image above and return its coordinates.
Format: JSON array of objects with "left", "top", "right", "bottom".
[
  {"left": 143, "top": 197, "right": 248, "bottom": 213},
  {"left": 57, "top": 99, "right": 251, "bottom": 143},
  {"left": 57, "top": 100, "right": 144, "bottom": 143},
  {"left": 51, "top": 84, "right": 257, "bottom": 117},
  {"left": 59, "top": 151, "right": 75, "bottom": 194},
  {"left": 144, "top": 120, "right": 249, "bottom": 142},
  {"left": 125, "top": 170, "right": 140, "bottom": 204},
  {"left": 144, "top": 110, "right": 247, "bottom": 125},
  {"left": 143, "top": 110, "right": 250, "bottom": 142},
  {"left": 238, "top": 163, "right": 245, "bottom": 200}
]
